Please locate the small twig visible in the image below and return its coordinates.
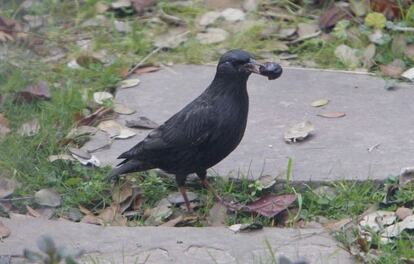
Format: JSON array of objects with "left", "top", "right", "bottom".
[
  {"left": 367, "top": 143, "right": 381, "bottom": 153},
  {"left": 0, "top": 196, "right": 33, "bottom": 202},
  {"left": 126, "top": 30, "right": 190, "bottom": 77},
  {"left": 126, "top": 47, "right": 162, "bottom": 78}
]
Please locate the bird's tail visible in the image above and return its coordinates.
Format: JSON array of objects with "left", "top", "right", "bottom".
[{"left": 107, "top": 159, "right": 150, "bottom": 182}]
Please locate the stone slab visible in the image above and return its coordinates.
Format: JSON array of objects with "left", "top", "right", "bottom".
[
  {"left": 92, "top": 65, "right": 414, "bottom": 181},
  {"left": 0, "top": 217, "right": 353, "bottom": 263}
]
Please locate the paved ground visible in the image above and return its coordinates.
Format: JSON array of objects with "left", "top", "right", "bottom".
[
  {"left": 90, "top": 65, "right": 414, "bottom": 181},
  {"left": 0, "top": 216, "right": 353, "bottom": 264}
]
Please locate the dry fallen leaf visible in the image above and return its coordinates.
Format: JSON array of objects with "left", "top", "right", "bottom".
[
  {"left": 380, "top": 61, "right": 405, "bottom": 78},
  {"left": 48, "top": 154, "right": 75, "bottom": 162},
  {"left": 360, "top": 210, "right": 396, "bottom": 232},
  {"left": 125, "top": 116, "right": 158, "bottom": 129},
  {"left": 297, "top": 23, "right": 319, "bottom": 38},
  {"left": 69, "top": 147, "right": 91, "bottom": 159},
  {"left": 81, "top": 131, "right": 112, "bottom": 153},
  {"left": 144, "top": 198, "right": 173, "bottom": 226},
  {"left": 119, "top": 78, "right": 141, "bottom": 89},
  {"left": 317, "top": 112, "right": 346, "bottom": 118},
  {"left": 112, "top": 182, "right": 133, "bottom": 204},
  {"left": 26, "top": 205, "right": 41, "bottom": 217},
  {"left": 76, "top": 107, "right": 116, "bottom": 127},
  {"left": 0, "top": 16, "right": 25, "bottom": 43},
  {"left": 114, "top": 103, "right": 135, "bottom": 115},
  {"left": 401, "top": 67, "right": 414, "bottom": 82},
  {"left": 98, "top": 120, "right": 136, "bottom": 139},
  {"left": 199, "top": 11, "right": 221, "bottom": 26},
  {"left": 134, "top": 65, "right": 160, "bottom": 75},
  {"left": 18, "top": 119, "right": 40, "bottom": 137},
  {"left": 335, "top": 44, "right": 359, "bottom": 68},
  {"left": 131, "top": 0, "right": 156, "bottom": 15},
  {"left": 0, "top": 220, "right": 11, "bottom": 239},
  {"left": 81, "top": 214, "right": 103, "bottom": 225},
  {"left": 14, "top": 81, "right": 51, "bottom": 103},
  {"left": 395, "top": 207, "right": 412, "bottom": 220},
  {"left": 207, "top": 202, "right": 227, "bottom": 226},
  {"left": 243, "top": 194, "right": 296, "bottom": 218},
  {"left": 34, "top": 188, "right": 61, "bottom": 207},
  {"left": 324, "top": 217, "right": 353, "bottom": 232},
  {"left": 284, "top": 121, "right": 314, "bottom": 143},
  {"left": 382, "top": 215, "right": 414, "bottom": 238},
  {"left": 66, "top": 126, "right": 98, "bottom": 139},
  {"left": 98, "top": 204, "right": 127, "bottom": 226},
  {"left": 311, "top": 99, "right": 329, "bottom": 107},
  {"left": 93, "top": 91, "right": 113, "bottom": 105},
  {"left": 196, "top": 28, "right": 229, "bottom": 45},
  {"left": 220, "top": 8, "right": 246, "bottom": 22},
  {"left": 319, "top": 5, "right": 352, "bottom": 30},
  {"left": 111, "top": 0, "right": 131, "bottom": 9}
]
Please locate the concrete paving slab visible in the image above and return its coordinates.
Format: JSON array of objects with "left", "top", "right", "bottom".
[
  {"left": 91, "top": 65, "right": 414, "bottom": 181},
  {"left": 0, "top": 217, "right": 353, "bottom": 263}
]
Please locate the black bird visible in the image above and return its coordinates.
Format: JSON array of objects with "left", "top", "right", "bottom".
[{"left": 109, "top": 50, "right": 282, "bottom": 210}]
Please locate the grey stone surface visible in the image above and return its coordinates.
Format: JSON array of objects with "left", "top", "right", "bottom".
[
  {"left": 92, "top": 65, "right": 414, "bottom": 181},
  {"left": 0, "top": 217, "right": 353, "bottom": 263}
]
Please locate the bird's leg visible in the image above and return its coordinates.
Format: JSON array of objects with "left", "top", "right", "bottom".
[
  {"left": 176, "top": 174, "right": 192, "bottom": 212},
  {"left": 197, "top": 171, "right": 222, "bottom": 202},
  {"left": 178, "top": 186, "right": 192, "bottom": 212}
]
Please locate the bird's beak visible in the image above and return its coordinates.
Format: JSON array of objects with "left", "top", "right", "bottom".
[
  {"left": 243, "top": 59, "right": 283, "bottom": 80},
  {"left": 244, "top": 59, "right": 262, "bottom": 74}
]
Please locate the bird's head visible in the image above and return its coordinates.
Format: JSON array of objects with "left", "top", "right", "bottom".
[{"left": 216, "top": 50, "right": 282, "bottom": 80}]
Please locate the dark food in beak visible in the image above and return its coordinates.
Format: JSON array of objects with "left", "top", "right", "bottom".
[{"left": 259, "top": 62, "right": 283, "bottom": 80}]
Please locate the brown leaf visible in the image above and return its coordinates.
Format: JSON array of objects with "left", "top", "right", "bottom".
[
  {"left": 112, "top": 182, "right": 133, "bottom": 204},
  {"left": 160, "top": 215, "right": 184, "bottom": 227},
  {"left": 0, "top": 16, "right": 24, "bottom": 42},
  {"left": 79, "top": 205, "right": 94, "bottom": 215},
  {"left": 324, "top": 217, "right": 353, "bottom": 231},
  {"left": 380, "top": 63, "right": 404, "bottom": 78},
  {"left": 81, "top": 214, "right": 103, "bottom": 225},
  {"left": 98, "top": 204, "right": 127, "bottom": 226},
  {"left": 14, "top": 81, "right": 51, "bottom": 103},
  {"left": 317, "top": 112, "right": 346, "bottom": 118},
  {"left": 26, "top": 205, "right": 41, "bottom": 217},
  {"left": 371, "top": 0, "right": 405, "bottom": 20},
  {"left": 243, "top": 194, "right": 296, "bottom": 218},
  {"left": 131, "top": 0, "right": 156, "bottom": 15},
  {"left": 134, "top": 65, "right": 160, "bottom": 75},
  {"left": 319, "top": 5, "right": 352, "bottom": 30},
  {"left": 0, "top": 220, "right": 11, "bottom": 239}
]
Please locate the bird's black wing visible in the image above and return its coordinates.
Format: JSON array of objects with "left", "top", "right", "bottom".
[{"left": 118, "top": 99, "right": 217, "bottom": 161}]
